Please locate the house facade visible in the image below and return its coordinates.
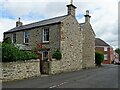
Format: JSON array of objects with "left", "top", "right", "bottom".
[
  {"left": 4, "top": 3, "right": 95, "bottom": 74},
  {"left": 95, "top": 38, "right": 113, "bottom": 64}
]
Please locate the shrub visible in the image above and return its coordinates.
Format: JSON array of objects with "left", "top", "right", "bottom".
[
  {"left": 3, "top": 37, "right": 12, "bottom": 44},
  {"left": 2, "top": 43, "right": 18, "bottom": 62},
  {"left": 95, "top": 51, "right": 104, "bottom": 66},
  {"left": 2, "top": 43, "right": 38, "bottom": 62},
  {"left": 52, "top": 49, "right": 62, "bottom": 60}
]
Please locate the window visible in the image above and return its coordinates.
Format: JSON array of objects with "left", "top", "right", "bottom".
[
  {"left": 43, "top": 28, "right": 49, "bottom": 43},
  {"left": 24, "top": 31, "right": 29, "bottom": 44},
  {"left": 42, "top": 51, "right": 49, "bottom": 61},
  {"left": 104, "top": 54, "right": 108, "bottom": 61},
  {"left": 12, "top": 33, "right": 16, "bottom": 43},
  {"left": 104, "top": 47, "right": 108, "bottom": 51}
]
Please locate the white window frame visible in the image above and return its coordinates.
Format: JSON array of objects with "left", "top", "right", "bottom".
[
  {"left": 42, "top": 51, "right": 49, "bottom": 61},
  {"left": 24, "top": 31, "right": 29, "bottom": 44},
  {"left": 43, "top": 28, "right": 49, "bottom": 43},
  {"left": 12, "top": 33, "right": 16, "bottom": 44},
  {"left": 104, "top": 47, "right": 108, "bottom": 51},
  {"left": 104, "top": 54, "right": 108, "bottom": 61}
]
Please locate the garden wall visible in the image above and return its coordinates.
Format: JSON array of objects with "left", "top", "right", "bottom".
[
  {"left": 49, "top": 60, "right": 62, "bottom": 74},
  {"left": 49, "top": 59, "right": 82, "bottom": 75},
  {"left": 2, "top": 59, "right": 40, "bottom": 82}
]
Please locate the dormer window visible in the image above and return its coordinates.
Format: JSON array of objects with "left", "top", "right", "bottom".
[
  {"left": 12, "top": 33, "right": 16, "bottom": 44},
  {"left": 43, "top": 28, "right": 49, "bottom": 43},
  {"left": 24, "top": 31, "right": 29, "bottom": 44}
]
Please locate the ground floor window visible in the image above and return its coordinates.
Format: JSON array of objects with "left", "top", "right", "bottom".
[
  {"left": 104, "top": 54, "right": 108, "bottom": 61},
  {"left": 24, "top": 31, "right": 29, "bottom": 44},
  {"left": 42, "top": 51, "right": 49, "bottom": 61},
  {"left": 12, "top": 33, "right": 16, "bottom": 44}
]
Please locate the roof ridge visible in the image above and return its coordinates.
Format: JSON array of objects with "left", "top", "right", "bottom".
[
  {"left": 4, "top": 15, "right": 68, "bottom": 33},
  {"left": 95, "top": 38, "right": 110, "bottom": 47},
  {"left": 21, "top": 15, "right": 67, "bottom": 27}
]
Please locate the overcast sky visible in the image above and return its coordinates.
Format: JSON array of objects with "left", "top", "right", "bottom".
[{"left": 0, "top": 0, "right": 119, "bottom": 49}]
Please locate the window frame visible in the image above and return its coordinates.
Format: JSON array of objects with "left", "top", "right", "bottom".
[
  {"left": 43, "top": 28, "right": 49, "bottom": 43},
  {"left": 24, "top": 31, "right": 29, "bottom": 44},
  {"left": 104, "top": 47, "right": 108, "bottom": 51},
  {"left": 12, "top": 33, "right": 16, "bottom": 44},
  {"left": 42, "top": 51, "right": 49, "bottom": 61},
  {"left": 104, "top": 54, "right": 108, "bottom": 61}
]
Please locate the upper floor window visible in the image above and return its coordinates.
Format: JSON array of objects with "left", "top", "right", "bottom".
[
  {"left": 43, "top": 28, "right": 49, "bottom": 43},
  {"left": 104, "top": 47, "right": 108, "bottom": 51},
  {"left": 12, "top": 33, "right": 16, "bottom": 44},
  {"left": 104, "top": 54, "right": 108, "bottom": 61},
  {"left": 24, "top": 31, "right": 29, "bottom": 44}
]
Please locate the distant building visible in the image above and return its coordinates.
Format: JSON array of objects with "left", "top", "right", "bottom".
[
  {"left": 112, "top": 51, "right": 119, "bottom": 64},
  {"left": 95, "top": 38, "right": 113, "bottom": 64}
]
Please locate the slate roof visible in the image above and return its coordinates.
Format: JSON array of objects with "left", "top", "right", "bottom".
[
  {"left": 80, "top": 23, "right": 85, "bottom": 27},
  {"left": 4, "top": 15, "right": 68, "bottom": 33},
  {"left": 79, "top": 23, "right": 85, "bottom": 29},
  {"left": 95, "top": 38, "right": 110, "bottom": 47}
]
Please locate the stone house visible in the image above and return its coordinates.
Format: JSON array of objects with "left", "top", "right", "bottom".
[
  {"left": 3, "top": 3, "right": 95, "bottom": 74},
  {"left": 95, "top": 38, "right": 113, "bottom": 64}
]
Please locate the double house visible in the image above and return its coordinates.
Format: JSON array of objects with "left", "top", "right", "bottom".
[
  {"left": 95, "top": 38, "right": 113, "bottom": 64},
  {"left": 3, "top": 2, "right": 95, "bottom": 74}
]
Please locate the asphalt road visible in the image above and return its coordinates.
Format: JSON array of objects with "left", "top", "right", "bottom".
[{"left": 2, "top": 64, "right": 119, "bottom": 88}]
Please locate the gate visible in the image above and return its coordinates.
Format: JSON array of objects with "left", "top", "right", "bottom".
[
  {"left": 38, "top": 53, "right": 49, "bottom": 74},
  {"left": 37, "top": 43, "right": 49, "bottom": 74}
]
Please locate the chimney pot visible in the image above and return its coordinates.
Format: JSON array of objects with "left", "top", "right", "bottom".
[
  {"left": 16, "top": 17, "right": 23, "bottom": 27},
  {"left": 84, "top": 10, "right": 91, "bottom": 23},
  {"left": 86, "top": 10, "right": 89, "bottom": 15}
]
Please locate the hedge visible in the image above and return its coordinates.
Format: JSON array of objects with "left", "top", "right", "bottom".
[
  {"left": 2, "top": 43, "right": 38, "bottom": 62},
  {"left": 95, "top": 51, "right": 104, "bottom": 66}
]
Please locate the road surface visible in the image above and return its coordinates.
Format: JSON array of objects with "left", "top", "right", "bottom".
[{"left": 2, "top": 64, "right": 119, "bottom": 88}]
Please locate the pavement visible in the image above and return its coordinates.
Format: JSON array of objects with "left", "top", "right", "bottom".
[{"left": 2, "top": 64, "right": 119, "bottom": 88}]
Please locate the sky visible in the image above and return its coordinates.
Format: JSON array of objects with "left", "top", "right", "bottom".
[{"left": 0, "top": 0, "right": 119, "bottom": 49}]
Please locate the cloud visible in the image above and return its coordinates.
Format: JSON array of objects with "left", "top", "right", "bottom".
[
  {"left": 0, "top": 18, "right": 15, "bottom": 41},
  {"left": 75, "top": 1, "right": 118, "bottom": 49},
  {"left": 0, "top": 18, "right": 37, "bottom": 41},
  {"left": 0, "top": 0, "right": 119, "bottom": 49}
]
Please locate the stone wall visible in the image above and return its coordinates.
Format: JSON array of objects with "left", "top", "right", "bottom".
[
  {"left": 81, "top": 22, "right": 95, "bottom": 68},
  {"left": 59, "top": 15, "right": 83, "bottom": 72},
  {"left": 2, "top": 59, "right": 40, "bottom": 82},
  {"left": 49, "top": 60, "right": 62, "bottom": 74},
  {"left": 4, "top": 33, "right": 12, "bottom": 41},
  {"left": 49, "top": 59, "right": 82, "bottom": 75}
]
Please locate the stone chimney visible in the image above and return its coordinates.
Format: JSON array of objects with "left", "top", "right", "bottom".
[
  {"left": 67, "top": 0, "right": 76, "bottom": 17},
  {"left": 84, "top": 10, "right": 91, "bottom": 23},
  {"left": 16, "top": 17, "right": 23, "bottom": 27}
]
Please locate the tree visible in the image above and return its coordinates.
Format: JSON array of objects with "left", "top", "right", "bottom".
[
  {"left": 2, "top": 40, "right": 38, "bottom": 62},
  {"left": 115, "top": 48, "right": 120, "bottom": 61}
]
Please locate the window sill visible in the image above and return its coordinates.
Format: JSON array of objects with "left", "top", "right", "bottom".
[
  {"left": 104, "top": 60, "right": 108, "bottom": 61},
  {"left": 24, "top": 43, "right": 29, "bottom": 45},
  {"left": 42, "top": 41, "right": 49, "bottom": 44}
]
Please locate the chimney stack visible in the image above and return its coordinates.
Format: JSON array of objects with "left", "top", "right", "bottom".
[
  {"left": 16, "top": 17, "right": 23, "bottom": 27},
  {"left": 67, "top": 0, "right": 76, "bottom": 17},
  {"left": 84, "top": 10, "right": 91, "bottom": 23}
]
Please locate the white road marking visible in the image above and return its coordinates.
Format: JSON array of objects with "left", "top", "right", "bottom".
[{"left": 49, "top": 82, "right": 68, "bottom": 88}]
